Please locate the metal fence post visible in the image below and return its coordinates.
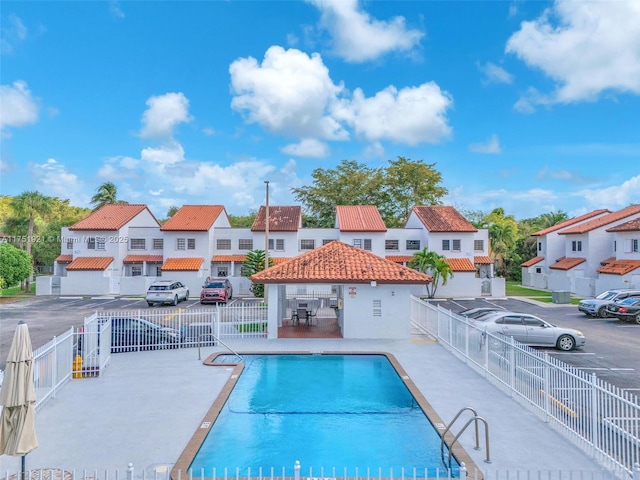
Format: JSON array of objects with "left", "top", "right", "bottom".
[
  {"left": 632, "top": 463, "right": 640, "bottom": 480},
  {"left": 294, "top": 461, "right": 300, "bottom": 480},
  {"left": 127, "top": 463, "right": 134, "bottom": 480}
]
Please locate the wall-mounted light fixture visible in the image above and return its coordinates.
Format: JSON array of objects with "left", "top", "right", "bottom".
[{"left": 370, "top": 281, "right": 377, "bottom": 287}]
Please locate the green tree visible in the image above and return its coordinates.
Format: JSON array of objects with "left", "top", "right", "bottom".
[
  {"left": 291, "top": 158, "right": 447, "bottom": 227},
  {"left": 9, "top": 191, "right": 54, "bottom": 289},
  {"left": 228, "top": 210, "right": 257, "bottom": 228},
  {"left": 409, "top": 248, "right": 454, "bottom": 299},
  {"left": 90, "top": 182, "right": 128, "bottom": 210},
  {"left": 0, "top": 243, "right": 32, "bottom": 290},
  {"left": 243, "top": 249, "right": 274, "bottom": 298}
]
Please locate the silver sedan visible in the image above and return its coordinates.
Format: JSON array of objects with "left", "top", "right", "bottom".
[{"left": 471, "top": 311, "right": 586, "bottom": 351}]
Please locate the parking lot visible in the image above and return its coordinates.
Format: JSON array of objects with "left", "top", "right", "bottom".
[{"left": 1, "top": 294, "right": 639, "bottom": 392}]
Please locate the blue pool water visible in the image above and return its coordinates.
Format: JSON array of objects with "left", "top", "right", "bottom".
[{"left": 190, "top": 354, "right": 459, "bottom": 476}]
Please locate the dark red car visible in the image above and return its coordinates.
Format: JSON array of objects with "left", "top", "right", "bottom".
[{"left": 200, "top": 277, "right": 233, "bottom": 304}]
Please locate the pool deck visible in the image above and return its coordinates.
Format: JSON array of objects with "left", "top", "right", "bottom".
[{"left": 0, "top": 338, "right": 606, "bottom": 477}]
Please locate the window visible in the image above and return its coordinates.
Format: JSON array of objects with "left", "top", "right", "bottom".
[
  {"left": 66, "top": 238, "right": 74, "bottom": 250},
  {"left": 87, "top": 237, "right": 96, "bottom": 250},
  {"left": 406, "top": 240, "right": 420, "bottom": 250},
  {"left": 353, "top": 239, "right": 362, "bottom": 248},
  {"left": 322, "top": 239, "right": 334, "bottom": 246},
  {"left": 442, "top": 239, "right": 450, "bottom": 251},
  {"left": 177, "top": 238, "right": 186, "bottom": 250},
  {"left": 96, "top": 237, "right": 106, "bottom": 250},
  {"left": 385, "top": 240, "right": 399, "bottom": 251},
  {"left": 187, "top": 238, "right": 195, "bottom": 250},
  {"left": 239, "top": 239, "right": 253, "bottom": 250},
  {"left": 130, "top": 238, "right": 146, "bottom": 250},
  {"left": 131, "top": 265, "right": 142, "bottom": 277},
  {"left": 474, "top": 240, "right": 484, "bottom": 251},
  {"left": 300, "top": 239, "right": 315, "bottom": 250},
  {"left": 535, "top": 267, "right": 542, "bottom": 274},
  {"left": 452, "top": 239, "right": 461, "bottom": 251},
  {"left": 217, "top": 268, "right": 228, "bottom": 277},
  {"left": 217, "top": 239, "right": 231, "bottom": 250},
  {"left": 152, "top": 238, "right": 163, "bottom": 250},
  {"left": 268, "top": 238, "right": 285, "bottom": 250},
  {"left": 538, "top": 242, "right": 542, "bottom": 252},
  {"left": 373, "top": 299, "right": 382, "bottom": 317},
  {"left": 633, "top": 239, "right": 639, "bottom": 253},
  {"left": 364, "top": 239, "right": 372, "bottom": 251},
  {"left": 571, "top": 240, "right": 582, "bottom": 252}
]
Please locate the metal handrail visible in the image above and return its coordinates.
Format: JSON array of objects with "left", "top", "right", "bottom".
[
  {"left": 440, "top": 407, "right": 491, "bottom": 469},
  {"left": 197, "top": 333, "right": 243, "bottom": 362}
]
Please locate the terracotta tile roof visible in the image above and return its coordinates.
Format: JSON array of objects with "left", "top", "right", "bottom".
[
  {"left": 66, "top": 257, "right": 114, "bottom": 271},
  {"left": 335, "top": 206, "right": 387, "bottom": 232},
  {"left": 521, "top": 256, "right": 544, "bottom": 267},
  {"left": 474, "top": 255, "right": 493, "bottom": 265},
  {"left": 55, "top": 254, "right": 73, "bottom": 263},
  {"left": 123, "top": 255, "right": 163, "bottom": 263},
  {"left": 161, "top": 257, "right": 204, "bottom": 271},
  {"left": 549, "top": 257, "right": 586, "bottom": 270},
  {"left": 607, "top": 217, "right": 640, "bottom": 232},
  {"left": 386, "top": 255, "right": 414, "bottom": 263},
  {"left": 600, "top": 257, "right": 616, "bottom": 266},
  {"left": 558, "top": 205, "right": 640, "bottom": 235},
  {"left": 213, "top": 255, "right": 247, "bottom": 262},
  {"left": 69, "top": 204, "right": 156, "bottom": 231},
  {"left": 251, "top": 206, "right": 301, "bottom": 232},
  {"left": 597, "top": 260, "right": 640, "bottom": 276},
  {"left": 411, "top": 206, "right": 477, "bottom": 232},
  {"left": 250, "top": 241, "right": 431, "bottom": 284},
  {"left": 271, "top": 257, "right": 292, "bottom": 265},
  {"left": 531, "top": 209, "right": 609, "bottom": 236},
  {"left": 445, "top": 257, "right": 477, "bottom": 272},
  {"left": 160, "top": 205, "right": 225, "bottom": 231}
]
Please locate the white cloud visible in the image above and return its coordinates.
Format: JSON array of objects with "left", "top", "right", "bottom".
[
  {"left": 139, "top": 92, "right": 193, "bottom": 139},
  {"left": 364, "top": 141, "right": 384, "bottom": 158},
  {"left": 581, "top": 175, "right": 640, "bottom": 207},
  {"left": 281, "top": 138, "right": 329, "bottom": 158},
  {"left": 469, "top": 134, "right": 502, "bottom": 154},
  {"left": 0, "top": 14, "right": 27, "bottom": 55},
  {"left": 308, "top": 0, "right": 423, "bottom": 63},
  {"left": 0, "top": 81, "right": 39, "bottom": 134},
  {"left": 230, "top": 46, "right": 348, "bottom": 141},
  {"left": 506, "top": 0, "right": 640, "bottom": 105},
  {"left": 29, "top": 158, "right": 85, "bottom": 203},
  {"left": 478, "top": 62, "right": 514, "bottom": 85},
  {"left": 335, "top": 82, "right": 453, "bottom": 145},
  {"left": 97, "top": 156, "right": 141, "bottom": 180},
  {"left": 140, "top": 141, "right": 186, "bottom": 166},
  {"left": 109, "top": 1, "right": 125, "bottom": 19},
  {"left": 202, "top": 127, "right": 215, "bottom": 136}
]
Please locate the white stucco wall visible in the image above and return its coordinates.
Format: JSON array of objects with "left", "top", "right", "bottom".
[
  {"left": 432, "top": 272, "right": 480, "bottom": 298},
  {"left": 60, "top": 272, "right": 111, "bottom": 295}
]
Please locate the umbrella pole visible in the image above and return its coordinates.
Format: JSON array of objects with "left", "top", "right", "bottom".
[{"left": 21, "top": 454, "right": 26, "bottom": 480}]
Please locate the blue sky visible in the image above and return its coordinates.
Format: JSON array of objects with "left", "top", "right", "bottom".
[{"left": 1, "top": 0, "right": 639, "bottom": 221}]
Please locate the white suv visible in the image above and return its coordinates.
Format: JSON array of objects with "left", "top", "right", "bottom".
[
  {"left": 578, "top": 289, "right": 640, "bottom": 318},
  {"left": 146, "top": 280, "right": 189, "bottom": 307}
]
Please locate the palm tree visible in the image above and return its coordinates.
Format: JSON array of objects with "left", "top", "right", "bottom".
[
  {"left": 538, "top": 210, "right": 568, "bottom": 229},
  {"left": 9, "top": 191, "right": 53, "bottom": 290},
  {"left": 409, "top": 248, "right": 454, "bottom": 298},
  {"left": 90, "top": 182, "right": 127, "bottom": 210},
  {"left": 242, "top": 249, "right": 274, "bottom": 298}
]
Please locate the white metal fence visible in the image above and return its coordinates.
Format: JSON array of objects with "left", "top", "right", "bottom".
[
  {"left": 410, "top": 295, "right": 640, "bottom": 478},
  {"left": 2, "top": 464, "right": 635, "bottom": 480},
  {"left": 31, "top": 327, "right": 74, "bottom": 410}
]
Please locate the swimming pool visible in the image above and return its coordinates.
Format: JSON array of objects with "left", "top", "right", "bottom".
[{"left": 175, "top": 353, "right": 466, "bottom": 478}]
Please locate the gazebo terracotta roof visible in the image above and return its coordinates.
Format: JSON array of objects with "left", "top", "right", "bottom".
[
  {"left": 335, "top": 206, "right": 387, "bottom": 232},
  {"left": 161, "top": 205, "right": 225, "bottom": 231},
  {"left": 161, "top": 257, "right": 204, "bottom": 271},
  {"left": 69, "top": 204, "right": 156, "bottom": 231},
  {"left": 66, "top": 257, "right": 114, "bottom": 271},
  {"left": 531, "top": 210, "right": 609, "bottom": 236},
  {"left": 410, "top": 206, "right": 477, "bottom": 232},
  {"left": 251, "top": 206, "right": 301, "bottom": 232},
  {"left": 549, "top": 257, "right": 586, "bottom": 270},
  {"left": 250, "top": 241, "right": 431, "bottom": 285}
]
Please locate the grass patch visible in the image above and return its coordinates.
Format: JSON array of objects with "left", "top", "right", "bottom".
[
  {"left": 506, "top": 282, "right": 552, "bottom": 297},
  {"left": 1, "top": 283, "right": 36, "bottom": 296},
  {"left": 237, "top": 322, "right": 267, "bottom": 333}
]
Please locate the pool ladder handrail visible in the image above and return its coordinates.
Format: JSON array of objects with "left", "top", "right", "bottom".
[
  {"left": 440, "top": 406, "right": 491, "bottom": 469},
  {"left": 197, "top": 333, "right": 244, "bottom": 362}
]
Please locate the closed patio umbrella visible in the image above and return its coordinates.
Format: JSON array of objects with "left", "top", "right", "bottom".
[{"left": 0, "top": 320, "right": 38, "bottom": 478}]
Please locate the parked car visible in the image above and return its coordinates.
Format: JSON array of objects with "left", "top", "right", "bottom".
[
  {"left": 456, "top": 307, "right": 503, "bottom": 319},
  {"left": 578, "top": 289, "right": 640, "bottom": 318},
  {"left": 605, "top": 297, "right": 640, "bottom": 324},
  {"left": 146, "top": 280, "right": 189, "bottom": 306},
  {"left": 79, "top": 316, "right": 181, "bottom": 353},
  {"left": 200, "top": 277, "right": 233, "bottom": 304},
  {"left": 471, "top": 311, "right": 586, "bottom": 351}
]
